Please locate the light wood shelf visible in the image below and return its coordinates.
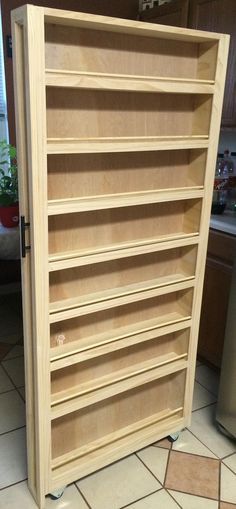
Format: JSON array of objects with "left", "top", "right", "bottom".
[
  {"left": 12, "top": 5, "right": 229, "bottom": 505},
  {"left": 47, "top": 135, "right": 209, "bottom": 155},
  {"left": 49, "top": 277, "right": 194, "bottom": 324},
  {"left": 50, "top": 319, "right": 191, "bottom": 370},
  {"left": 51, "top": 406, "right": 183, "bottom": 472},
  {"left": 48, "top": 233, "right": 199, "bottom": 272},
  {"left": 48, "top": 187, "right": 204, "bottom": 215},
  {"left": 45, "top": 69, "right": 215, "bottom": 94},
  {"left": 51, "top": 357, "right": 187, "bottom": 419}
]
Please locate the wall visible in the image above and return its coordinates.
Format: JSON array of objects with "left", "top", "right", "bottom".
[{"left": 2, "top": 0, "right": 139, "bottom": 144}]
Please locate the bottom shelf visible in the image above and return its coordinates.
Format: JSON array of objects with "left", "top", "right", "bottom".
[
  {"left": 50, "top": 408, "right": 184, "bottom": 488},
  {"left": 51, "top": 369, "right": 186, "bottom": 484}
]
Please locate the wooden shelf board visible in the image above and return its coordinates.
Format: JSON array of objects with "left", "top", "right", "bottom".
[
  {"left": 50, "top": 413, "right": 185, "bottom": 490},
  {"left": 45, "top": 69, "right": 215, "bottom": 94},
  {"left": 44, "top": 7, "right": 222, "bottom": 42},
  {"left": 48, "top": 233, "right": 199, "bottom": 272},
  {"left": 51, "top": 351, "right": 188, "bottom": 406},
  {"left": 51, "top": 406, "right": 183, "bottom": 472},
  {"left": 50, "top": 272, "right": 194, "bottom": 314},
  {"left": 51, "top": 358, "right": 187, "bottom": 419},
  {"left": 49, "top": 277, "right": 194, "bottom": 324},
  {"left": 48, "top": 187, "right": 204, "bottom": 215},
  {"left": 50, "top": 318, "right": 191, "bottom": 371},
  {"left": 47, "top": 135, "right": 209, "bottom": 155}
]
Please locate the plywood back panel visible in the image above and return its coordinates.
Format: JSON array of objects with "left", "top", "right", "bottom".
[
  {"left": 46, "top": 89, "right": 212, "bottom": 138},
  {"left": 47, "top": 150, "right": 206, "bottom": 200},
  {"left": 45, "top": 24, "right": 201, "bottom": 79},
  {"left": 48, "top": 200, "right": 201, "bottom": 255},
  {"left": 49, "top": 246, "right": 197, "bottom": 304}
]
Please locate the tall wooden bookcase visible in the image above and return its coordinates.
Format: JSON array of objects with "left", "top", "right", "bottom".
[{"left": 11, "top": 5, "right": 229, "bottom": 508}]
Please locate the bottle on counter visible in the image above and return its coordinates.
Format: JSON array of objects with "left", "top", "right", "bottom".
[{"left": 212, "top": 152, "right": 230, "bottom": 215}]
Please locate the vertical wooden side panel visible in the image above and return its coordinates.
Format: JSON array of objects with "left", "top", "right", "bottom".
[
  {"left": 11, "top": 7, "right": 37, "bottom": 501},
  {"left": 184, "top": 34, "right": 230, "bottom": 424},
  {"left": 21, "top": 6, "right": 50, "bottom": 508}
]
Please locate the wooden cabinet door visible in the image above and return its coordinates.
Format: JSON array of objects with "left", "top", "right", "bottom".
[
  {"left": 189, "top": 0, "right": 236, "bottom": 127},
  {"left": 140, "top": 0, "right": 189, "bottom": 27},
  {"left": 198, "top": 256, "right": 232, "bottom": 367}
]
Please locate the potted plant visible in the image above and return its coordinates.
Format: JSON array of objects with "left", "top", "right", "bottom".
[{"left": 0, "top": 140, "right": 19, "bottom": 228}]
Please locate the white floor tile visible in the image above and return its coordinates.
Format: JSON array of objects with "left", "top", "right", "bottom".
[
  {"left": 2, "top": 356, "right": 25, "bottom": 387},
  {"left": 0, "top": 365, "right": 14, "bottom": 393},
  {"left": 168, "top": 490, "right": 218, "bottom": 508},
  {"left": 190, "top": 405, "right": 236, "bottom": 458},
  {"left": 0, "top": 482, "right": 87, "bottom": 509},
  {"left": 173, "top": 429, "right": 217, "bottom": 458},
  {"left": 0, "top": 390, "right": 25, "bottom": 434},
  {"left": 126, "top": 489, "right": 179, "bottom": 508},
  {"left": 0, "top": 427, "right": 27, "bottom": 489},
  {"left": 78, "top": 454, "right": 161, "bottom": 509},
  {"left": 223, "top": 453, "right": 236, "bottom": 474},
  {"left": 195, "top": 365, "right": 219, "bottom": 396},
  {"left": 4, "top": 345, "right": 24, "bottom": 360},
  {"left": 192, "top": 382, "right": 216, "bottom": 411},
  {"left": 137, "top": 445, "right": 168, "bottom": 484},
  {"left": 221, "top": 464, "right": 236, "bottom": 504}
]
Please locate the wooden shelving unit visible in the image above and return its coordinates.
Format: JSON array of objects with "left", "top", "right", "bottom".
[{"left": 11, "top": 5, "right": 229, "bottom": 508}]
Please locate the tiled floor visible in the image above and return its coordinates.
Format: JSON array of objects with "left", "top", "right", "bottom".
[{"left": 0, "top": 294, "right": 236, "bottom": 508}]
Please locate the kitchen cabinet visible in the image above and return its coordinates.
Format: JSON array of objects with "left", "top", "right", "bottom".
[
  {"left": 189, "top": 0, "right": 236, "bottom": 128},
  {"left": 141, "top": 0, "right": 236, "bottom": 128},
  {"left": 198, "top": 229, "right": 236, "bottom": 367},
  {"left": 140, "top": 0, "right": 189, "bottom": 27}
]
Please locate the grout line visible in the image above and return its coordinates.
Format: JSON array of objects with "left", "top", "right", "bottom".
[
  {"left": 187, "top": 427, "right": 221, "bottom": 459},
  {"left": 168, "top": 487, "right": 219, "bottom": 503},
  {"left": 0, "top": 387, "right": 19, "bottom": 397},
  {"left": 221, "top": 451, "right": 236, "bottom": 461},
  {"left": 192, "top": 401, "right": 216, "bottom": 413},
  {"left": 74, "top": 483, "right": 92, "bottom": 509},
  {"left": 0, "top": 362, "right": 25, "bottom": 395},
  {"left": 194, "top": 378, "right": 219, "bottom": 398},
  {"left": 221, "top": 462, "right": 236, "bottom": 478},
  {"left": 120, "top": 488, "right": 163, "bottom": 509},
  {"left": 1, "top": 352, "right": 24, "bottom": 362},
  {"left": 135, "top": 451, "right": 164, "bottom": 487},
  {"left": 0, "top": 477, "right": 28, "bottom": 492},
  {"left": 0, "top": 425, "right": 26, "bottom": 438},
  {"left": 218, "top": 461, "right": 221, "bottom": 509},
  {"left": 170, "top": 446, "right": 218, "bottom": 461}
]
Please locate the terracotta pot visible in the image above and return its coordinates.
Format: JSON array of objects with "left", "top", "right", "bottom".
[{"left": 0, "top": 203, "right": 19, "bottom": 228}]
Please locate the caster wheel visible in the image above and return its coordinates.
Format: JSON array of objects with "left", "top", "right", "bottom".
[
  {"left": 49, "top": 487, "right": 66, "bottom": 500},
  {"left": 168, "top": 432, "right": 180, "bottom": 443}
]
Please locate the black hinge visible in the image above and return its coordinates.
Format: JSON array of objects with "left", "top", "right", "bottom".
[{"left": 20, "top": 216, "right": 31, "bottom": 258}]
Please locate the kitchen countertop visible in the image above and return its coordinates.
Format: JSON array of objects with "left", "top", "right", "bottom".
[{"left": 210, "top": 210, "right": 236, "bottom": 236}]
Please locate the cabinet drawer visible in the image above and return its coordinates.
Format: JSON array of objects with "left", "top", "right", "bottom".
[{"left": 208, "top": 229, "right": 236, "bottom": 264}]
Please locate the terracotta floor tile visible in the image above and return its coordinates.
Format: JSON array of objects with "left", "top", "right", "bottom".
[
  {"left": 220, "top": 503, "right": 236, "bottom": 509},
  {"left": 165, "top": 451, "right": 220, "bottom": 500},
  {"left": 153, "top": 437, "right": 171, "bottom": 449}
]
